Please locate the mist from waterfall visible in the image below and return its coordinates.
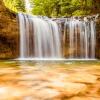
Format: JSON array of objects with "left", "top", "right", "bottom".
[{"left": 18, "top": 13, "right": 62, "bottom": 59}]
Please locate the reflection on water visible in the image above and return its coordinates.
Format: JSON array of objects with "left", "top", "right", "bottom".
[{"left": 0, "top": 60, "right": 100, "bottom": 100}]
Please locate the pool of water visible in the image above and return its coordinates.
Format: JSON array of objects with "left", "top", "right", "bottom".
[{"left": 0, "top": 60, "right": 100, "bottom": 100}]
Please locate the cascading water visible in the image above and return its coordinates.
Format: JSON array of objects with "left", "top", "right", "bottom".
[
  {"left": 17, "top": 0, "right": 97, "bottom": 60},
  {"left": 18, "top": 13, "right": 62, "bottom": 59},
  {"left": 64, "top": 17, "right": 96, "bottom": 59},
  {"left": 18, "top": 13, "right": 97, "bottom": 60}
]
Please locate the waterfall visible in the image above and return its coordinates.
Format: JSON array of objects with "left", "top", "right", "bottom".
[
  {"left": 18, "top": 13, "right": 96, "bottom": 60},
  {"left": 18, "top": 13, "right": 62, "bottom": 59},
  {"left": 64, "top": 17, "right": 96, "bottom": 59}
]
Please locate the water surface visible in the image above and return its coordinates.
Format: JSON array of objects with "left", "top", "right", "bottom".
[{"left": 0, "top": 60, "right": 100, "bottom": 100}]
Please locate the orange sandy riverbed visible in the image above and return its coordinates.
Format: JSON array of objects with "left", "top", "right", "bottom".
[{"left": 0, "top": 60, "right": 100, "bottom": 100}]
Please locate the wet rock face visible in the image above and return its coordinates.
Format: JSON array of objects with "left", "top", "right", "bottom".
[
  {"left": 96, "top": 16, "right": 100, "bottom": 59},
  {"left": 0, "top": 0, "right": 19, "bottom": 59}
]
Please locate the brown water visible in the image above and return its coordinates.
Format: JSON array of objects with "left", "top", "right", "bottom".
[{"left": 0, "top": 60, "right": 100, "bottom": 100}]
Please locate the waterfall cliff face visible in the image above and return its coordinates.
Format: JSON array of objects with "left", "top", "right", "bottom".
[
  {"left": 0, "top": 0, "right": 19, "bottom": 59},
  {"left": 18, "top": 13, "right": 96, "bottom": 60},
  {"left": 18, "top": 13, "right": 62, "bottom": 59}
]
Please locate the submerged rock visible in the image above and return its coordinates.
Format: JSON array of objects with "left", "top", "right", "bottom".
[
  {"left": 49, "top": 81, "right": 87, "bottom": 97},
  {"left": 0, "top": 85, "right": 31, "bottom": 100},
  {"left": 67, "top": 72, "right": 97, "bottom": 84},
  {"left": 69, "top": 96, "right": 100, "bottom": 100}
]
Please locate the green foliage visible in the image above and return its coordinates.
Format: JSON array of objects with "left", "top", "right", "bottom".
[
  {"left": 31, "top": 0, "right": 61, "bottom": 17},
  {"left": 32, "top": 0, "right": 100, "bottom": 17},
  {"left": 72, "top": 10, "right": 90, "bottom": 16},
  {"left": 3, "top": 0, "right": 25, "bottom": 12},
  {"left": 3, "top": 0, "right": 100, "bottom": 16}
]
